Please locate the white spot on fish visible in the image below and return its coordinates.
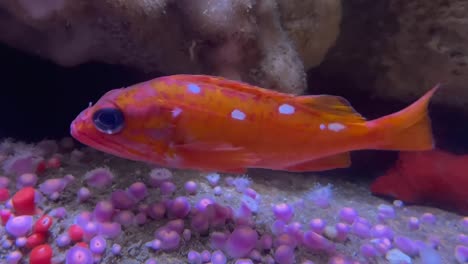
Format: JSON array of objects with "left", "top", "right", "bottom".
[
  {"left": 320, "top": 124, "right": 326, "bottom": 130},
  {"left": 88, "top": 102, "right": 93, "bottom": 108},
  {"left": 328, "top": 122, "right": 346, "bottom": 132},
  {"left": 188, "top": 83, "right": 201, "bottom": 94},
  {"left": 172, "top": 107, "right": 182, "bottom": 118},
  {"left": 278, "top": 104, "right": 295, "bottom": 115},
  {"left": 231, "top": 109, "right": 246, "bottom": 120}
]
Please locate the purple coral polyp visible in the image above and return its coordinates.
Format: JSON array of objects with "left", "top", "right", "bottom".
[
  {"left": 394, "top": 236, "right": 419, "bottom": 256},
  {"left": 184, "top": 181, "right": 198, "bottom": 195},
  {"left": 273, "top": 203, "right": 294, "bottom": 223},
  {"left": 66, "top": 246, "right": 93, "bottom": 264},
  {"left": 84, "top": 167, "right": 114, "bottom": 189},
  {"left": 225, "top": 226, "right": 258, "bottom": 258},
  {"left": 274, "top": 245, "right": 295, "bottom": 264},
  {"left": 128, "top": 181, "right": 147, "bottom": 201},
  {"left": 338, "top": 207, "right": 358, "bottom": 224},
  {"left": 98, "top": 222, "right": 121, "bottom": 239},
  {"left": 39, "top": 178, "right": 67, "bottom": 196},
  {"left": 93, "top": 200, "right": 114, "bottom": 222},
  {"left": 0, "top": 176, "right": 10, "bottom": 188},
  {"left": 370, "top": 224, "right": 394, "bottom": 239},
  {"left": 5, "top": 215, "right": 33, "bottom": 237},
  {"left": 16, "top": 173, "right": 37, "bottom": 189},
  {"left": 90, "top": 235, "right": 107, "bottom": 254},
  {"left": 155, "top": 228, "right": 181, "bottom": 251},
  {"left": 147, "top": 202, "right": 166, "bottom": 220},
  {"left": 148, "top": 168, "right": 173, "bottom": 187},
  {"left": 302, "top": 231, "right": 334, "bottom": 252},
  {"left": 110, "top": 190, "right": 135, "bottom": 210},
  {"left": 167, "top": 196, "right": 191, "bottom": 219},
  {"left": 309, "top": 218, "right": 327, "bottom": 234}
]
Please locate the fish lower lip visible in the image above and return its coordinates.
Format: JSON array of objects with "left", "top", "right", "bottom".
[{"left": 69, "top": 123, "right": 77, "bottom": 139}]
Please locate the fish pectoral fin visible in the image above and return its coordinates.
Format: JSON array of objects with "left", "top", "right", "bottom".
[
  {"left": 173, "top": 142, "right": 259, "bottom": 171},
  {"left": 295, "top": 95, "right": 366, "bottom": 122},
  {"left": 283, "top": 152, "right": 352, "bottom": 172},
  {"left": 175, "top": 142, "right": 244, "bottom": 152}
]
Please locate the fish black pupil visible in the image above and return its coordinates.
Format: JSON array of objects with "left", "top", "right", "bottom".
[
  {"left": 99, "top": 111, "right": 116, "bottom": 125},
  {"left": 92, "top": 108, "right": 124, "bottom": 134}
]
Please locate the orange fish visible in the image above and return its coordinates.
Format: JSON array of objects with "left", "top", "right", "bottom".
[
  {"left": 70, "top": 74, "right": 438, "bottom": 174},
  {"left": 371, "top": 150, "right": 468, "bottom": 214}
]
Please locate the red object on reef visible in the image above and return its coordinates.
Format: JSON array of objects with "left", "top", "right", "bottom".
[
  {"left": 0, "top": 188, "right": 10, "bottom": 202},
  {"left": 68, "top": 224, "right": 84, "bottom": 242},
  {"left": 34, "top": 215, "right": 53, "bottom": 233},
  {"left": 35, "top": 160, "right": 47, "bottom": 175},
  {"left": 30, "top": 244, "right": 53, "bottom": 264},
  {"left": 371, "top": 149, "right": 468, "bottom": 214},
  {"left": 46, "top": 157, "right": 61, "bottom": 169},
  {"left": 12, "top": 187, "right": 36, "bottom": 215},
  {"left": 76, "top": 242, "right": 89, "bottom": 248},
  {"left": 27, "top": 232, "right": 48, "bottom": 249},
  {"left": 0, "top": 209, "right": 12, "bottom": 225}
]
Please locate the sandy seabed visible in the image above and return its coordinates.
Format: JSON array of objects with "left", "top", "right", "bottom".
[{"left": 0, "top": 139, "right": 466, "bottom": 264}]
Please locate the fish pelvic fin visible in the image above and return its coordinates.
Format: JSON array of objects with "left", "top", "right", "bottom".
[
  {"left": 171, "top": 142, "right": 259, "bottom": 173},
  {"left": 367, "top": 84, "right": 439, "bottom": 151}
]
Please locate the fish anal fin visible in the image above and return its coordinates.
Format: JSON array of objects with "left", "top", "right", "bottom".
[
  {"left": 295, "top": 95, "right": 366, "bottom": 122},
  {"left": 283, "top": 152, "right": 351, "bottom": 172}
]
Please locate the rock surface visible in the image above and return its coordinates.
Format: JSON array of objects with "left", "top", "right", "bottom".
[
  {"left": 377, "top": 0, "right": 468, "bottom": 108},
  {"left": 0, "top": 0, "right": 341, "bottom": 94},
  {"left": 2, "top": 0, "right": 468, "bottom": 112},
  {"left": 314, "top": 0, "right": 468, "bottom": 109}
]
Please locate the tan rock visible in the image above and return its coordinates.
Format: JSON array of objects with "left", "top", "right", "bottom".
[
  {"left": 375, "top": 0, "right": 468, "bottom": 108},
  {"left": 316, "top": 0, "right": 468, "bottom": 110},
  {"left": 0, "top": 0, "right": 342, "bottom": 95},
  {"left": 278, "top": 0, "right": 342, "bottom": 69}
]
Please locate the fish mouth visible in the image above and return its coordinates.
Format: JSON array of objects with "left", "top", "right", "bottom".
[
  {"left": 70, "top": 119, "right": 149, "bottom": 162},
  {"left": 70, "top": 109, "right": 158, "bottom": 164},
  {"left": 70, "top": 123, "right": 99, "bottom": 152},
  {"left": 70, "top": 105, "right": 133, "bottom": 159},
  {"left": 69, "top": 121, "right": 79, "bottom": 141}
]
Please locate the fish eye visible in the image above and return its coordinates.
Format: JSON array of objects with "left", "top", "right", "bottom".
[{"left": 92, "top": 108, "right": 125, "bottom": 134}]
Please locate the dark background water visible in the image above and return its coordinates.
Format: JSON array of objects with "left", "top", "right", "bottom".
[
  {"left": 1, "top": 42, "right": 467, "bottom": 180},
  {"left": 0, "top": 42, "right": 148, "bottom": 141}
]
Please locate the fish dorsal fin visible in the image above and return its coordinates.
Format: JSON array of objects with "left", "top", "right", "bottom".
[
  {"left": 295, "top": 95, "right": 366, "bottom": 122},
  {"left": 169, "top": 74, "right": 291, "bottom": 99}
]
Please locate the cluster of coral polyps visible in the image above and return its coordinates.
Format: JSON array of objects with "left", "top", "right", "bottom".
[{"left": 0, "top": 138, "right": 467, "bottom": 263}]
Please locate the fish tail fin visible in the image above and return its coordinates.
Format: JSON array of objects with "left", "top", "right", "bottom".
[{"left": 366, "top": 84, "right": 439, "bottom": 151}]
